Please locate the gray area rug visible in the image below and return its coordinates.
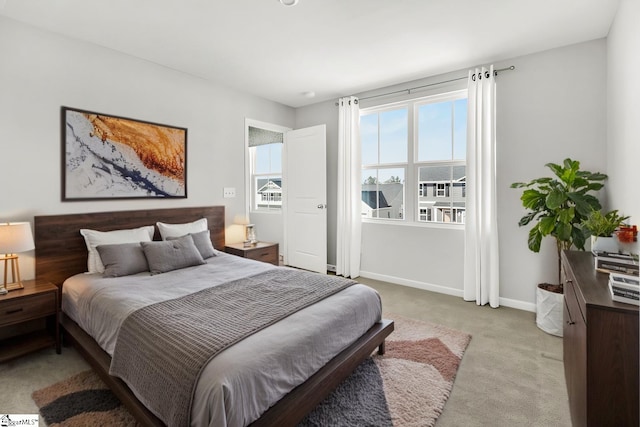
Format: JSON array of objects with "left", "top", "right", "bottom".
[{"left": 299, "top": 357, "right": 393, "bottom": 426}]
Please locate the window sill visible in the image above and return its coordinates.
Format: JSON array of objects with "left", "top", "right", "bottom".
[
  {"left": 361, "top": 218, "right": 464, "bottom": 230},
  {"left": 250, "top": 210, "right": 282, "bottom": 215}
]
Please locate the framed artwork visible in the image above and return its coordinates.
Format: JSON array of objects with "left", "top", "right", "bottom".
[{"left": 61, "top": 107, "right": 187, "bottom": 200}]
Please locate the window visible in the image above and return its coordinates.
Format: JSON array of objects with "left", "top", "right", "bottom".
[
  {"left": 360, "top": 107, "right": 408, "bottom": 220},
  {"left": 248, "top": 125, "right": 284, "bottom": 211},
  {"left": 361, "top": 90, "right": 467, "bottom": 225}
]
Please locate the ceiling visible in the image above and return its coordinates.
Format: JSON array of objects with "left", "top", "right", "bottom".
[{"left": 0, "top": 0, "right": 620, "bottom": 108}]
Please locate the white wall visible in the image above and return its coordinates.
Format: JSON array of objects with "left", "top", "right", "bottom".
[
  {"left": 296, "top": 39, "right": 608, "bottom": 310},
  {"left": 0, "top": 17, "right": 295, "bottom": 279},
  {"left": 607, "top": 0, "right": 640, "bottom": 224},
  {"left": 497, "top": 39, "right": 607, "bottom": 309}
]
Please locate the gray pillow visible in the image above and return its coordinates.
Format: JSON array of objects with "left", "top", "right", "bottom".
[
  {"left": 96, "top": 243, "right": 149, "bottom": 277},
  {"left": 167, "top": 230, "right": 216, "bottom": 259},
  {"left": 141, "top": 234, "right": 205, "bottom": 275}
]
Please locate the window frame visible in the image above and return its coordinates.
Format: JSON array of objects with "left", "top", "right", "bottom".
[
  {"left": 360, "top": 89, "right": 467, "bottom": 228},
  {"left": 245, "top": 119, "right": 291, "bottom": 215}
]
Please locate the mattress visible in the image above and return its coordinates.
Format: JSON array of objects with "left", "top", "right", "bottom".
[{"left": 61, "top": 252, "right": 382, "bottom": 427}]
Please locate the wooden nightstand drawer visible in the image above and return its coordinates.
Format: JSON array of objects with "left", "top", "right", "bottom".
[
  {"left": 0, "top": 279, "right": 60, "bottom": 362},
  {"left": 248, "top": 248, "right": 277, "bottom": 263},
  {"left": 225, "top": 242, "right": 279, "bottom": 266},
  {"left": 0, "top": 291, "right": 56, "bottom": 327}
]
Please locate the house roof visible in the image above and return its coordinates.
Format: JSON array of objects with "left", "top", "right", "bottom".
[
  {"left": 362, "top": 190, "right": 391, "bottom": 209},
  {"left": 257, "top": 179, "right": 282, "bottom": 193},
  {"left": 419, "top": 165, "right": 466, "bottom": 182}
]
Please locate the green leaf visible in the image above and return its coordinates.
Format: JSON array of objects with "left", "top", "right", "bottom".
[
  {"left": 586, "top": 183, "right": 605, "bottom": 191},
  {"left": 556, "top": 222, "right": 572, "bottom": 241},
  {"left": 563, "top": 158, "right": 580, "bottom": 171},
  {"left": 582, "top": 172, "right": 608, "bottom": 181},
  {"left": 539, "top": 216, "right": 556, "bottom": 235},
  {"left": 528, "top": 226, "right": 543, "bottom": 253},
  {"left": 582, "top": 194, "right": 602, "bottom": 212},
  {"left": 521, "top": 189, "right": 544, "bottom": 209},
  {"left": 558, "top": 206, "right": 575, "bottom": 224},
  {"left": 546, "top": 189, "right": 567, "bottom": 209},
  {"left": 518, "top": 212, "right": 538, "bottom": 227},
  {"left": 568, "top": 193, "right": 592, "bottom": 217},
  {"left": 571, "top": 226, "right": 587, "bottom": 250},
  {"left": 545, "top": 162, "right": 563, "bottom": 178}
]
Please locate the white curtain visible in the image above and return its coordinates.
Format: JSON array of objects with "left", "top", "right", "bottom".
[
  {"left": 336, "top": 96, "right": 361, "bottom": 278},
  {"left": 464, "top": 66, "right": 500, "bottom": 307}
]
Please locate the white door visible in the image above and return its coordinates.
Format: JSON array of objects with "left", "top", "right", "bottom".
[{"left": 283, "top": 125, "right": 327, "bottom": 273}]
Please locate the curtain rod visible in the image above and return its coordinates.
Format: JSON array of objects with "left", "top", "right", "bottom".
[{"left": 339, "top": 65, "right": 515, "bottom": 105}]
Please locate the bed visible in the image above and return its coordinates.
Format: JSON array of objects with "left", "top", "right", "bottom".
[{"left": 34, "top": 206, "right": 394, "bottom": 427}]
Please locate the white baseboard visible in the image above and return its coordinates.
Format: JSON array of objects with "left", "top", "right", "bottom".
[
  {"left": 359, "top": 270, "right": 536, "bottom": 313},
  {"left": 359, "top": 270, "right": 463, "bottom": 298},
  {"left": 499, "top": 298, "right": 536, "bottom": 312},
  {"left": 326, "top": 264, "right": 336, "bottom": 273}
]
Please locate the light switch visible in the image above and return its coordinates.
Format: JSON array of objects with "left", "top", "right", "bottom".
[{"left": 223, "top": 187, "right": 236, "bottom": 198}]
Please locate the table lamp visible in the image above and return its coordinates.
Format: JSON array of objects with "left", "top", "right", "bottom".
[{"left": 0, "top": 222, "right": 35, "bottom": 293}]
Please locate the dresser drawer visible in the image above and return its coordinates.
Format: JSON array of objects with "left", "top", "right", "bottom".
[{"left": 0, "top": 292, "right": 56, "bottom": 327}]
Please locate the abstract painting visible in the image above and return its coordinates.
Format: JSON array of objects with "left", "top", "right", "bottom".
[{"left": 62, "top": 107, "right": 187, "bottom": 200}]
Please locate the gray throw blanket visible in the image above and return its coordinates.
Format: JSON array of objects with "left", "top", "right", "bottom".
[{"left": 109, "top": 268, "right": 356, "bottom": 427}]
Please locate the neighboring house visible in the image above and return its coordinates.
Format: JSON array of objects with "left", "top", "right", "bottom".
[
  {"left": 256, "top": 178, "right": 282, "bottom": 209},
  {"left": 418, "top": 165, "right": 466, "bottom": 223},
  {"left": 362, "top": 183, "right": 404, "bottom": 219}
]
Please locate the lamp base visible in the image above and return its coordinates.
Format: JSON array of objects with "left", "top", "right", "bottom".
[{"left": 1, "top": 254, "right": 25, "bottom": 292}]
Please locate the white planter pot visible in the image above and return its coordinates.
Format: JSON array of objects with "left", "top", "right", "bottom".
[
  {"left": 536, "top": 286, "right": 563, "bottom": 337},
  {"left": 590, "top": 235, "right": 619, "bottom": 253}
]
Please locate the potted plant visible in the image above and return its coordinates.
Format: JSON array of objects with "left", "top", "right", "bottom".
[
  {"left": 581, "top": 209, "right": 629, "bottom": 253},
  {"left": 511, "top": 158, "right": 607, "bottom": 336}
]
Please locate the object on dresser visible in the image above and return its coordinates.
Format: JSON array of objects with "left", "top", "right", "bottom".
[
  {"left": 594, "top": 251, "right": 639, "bottom": 275},
  {"left": 608, "top": 271, "right": 640, "bottom": 306}
]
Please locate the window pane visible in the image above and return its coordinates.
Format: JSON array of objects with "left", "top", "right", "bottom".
[
  {"left": 417, "top": 165, "right": 465, "bottom": 224},
  {"left": 379, "top": 109, "right": 408, "bottom": 163},
  {"left": 417, "top": 101, "right": 452, "bottom": 161},
  {"left": 254, "top": 143, "right": 282, "bottom": 175},
  {"left": 255, "top": 176, "right": 282, "bottom": 210},
  {"left": 453, "top": 98, "right": 467, "bottom": 160},
  {"left": 269, "top": 143, "right": 282, "bottom": 173},
  {"left": 361, "top": 168, "right": 404, "bottom": 220},
  {"left": 360, "top": 113, "right": 379, "bottom": 165},
  {"left": 252, "top": 142, "right": 282, "bottom": 210}
]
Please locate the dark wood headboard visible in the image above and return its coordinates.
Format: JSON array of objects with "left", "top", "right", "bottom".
[{"left": 34, "top": 206, "right": 225, "bottom": 289}]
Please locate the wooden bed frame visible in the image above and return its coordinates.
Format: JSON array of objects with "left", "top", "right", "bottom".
[{"left": 34, "top": 206, "right": 394, "bottom": 427}]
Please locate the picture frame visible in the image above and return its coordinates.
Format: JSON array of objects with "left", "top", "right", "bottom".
[{"left": 61, "top": 106, "right": 187, "bottom": 201}]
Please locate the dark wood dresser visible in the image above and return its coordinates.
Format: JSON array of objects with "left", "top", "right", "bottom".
[{"left": 562, "top": 250, "right": 639, "bottom": 427}]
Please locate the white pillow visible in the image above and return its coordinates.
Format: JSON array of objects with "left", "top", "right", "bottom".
[
  {"left": 80, "top": 226, "right": 155, "bottom": 273},
  {"left": 156, "top": 218, "right": 208, "bottom": 240}
]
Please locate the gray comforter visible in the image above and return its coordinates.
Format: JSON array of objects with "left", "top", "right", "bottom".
[{"left": 62, "top": 252, "right": 382, "bottom": 427}]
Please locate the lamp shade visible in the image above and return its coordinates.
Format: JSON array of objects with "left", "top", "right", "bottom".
[
  {"left": 233, "top": 214, "right": 250, "bottom": 226},
  {"left": 0, "top": 222, "right": 35, "bottom": 254}
]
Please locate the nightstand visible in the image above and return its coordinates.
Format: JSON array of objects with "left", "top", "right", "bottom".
[
  {"left": 225, "top": 241, "right": 279, "bottom": 266},
  {"left": 0, "top": 279, "right": 60, "bottom": 363}
]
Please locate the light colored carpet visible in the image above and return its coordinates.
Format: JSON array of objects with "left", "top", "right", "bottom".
[{"left": 2, "top": 277, "right": 570, "bottom": 426}]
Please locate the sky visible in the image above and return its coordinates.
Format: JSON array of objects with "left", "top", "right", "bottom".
[
  {"left": 254, "top": 143, "right": 282, "bottom": 176},
  {"left": 360, "top": 98, "right": 467, "bottom": 183}
]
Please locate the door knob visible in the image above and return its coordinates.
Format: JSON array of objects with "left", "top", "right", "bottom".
[{"left": 317, "top": 204, "right": 326, "bottom": 209}]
